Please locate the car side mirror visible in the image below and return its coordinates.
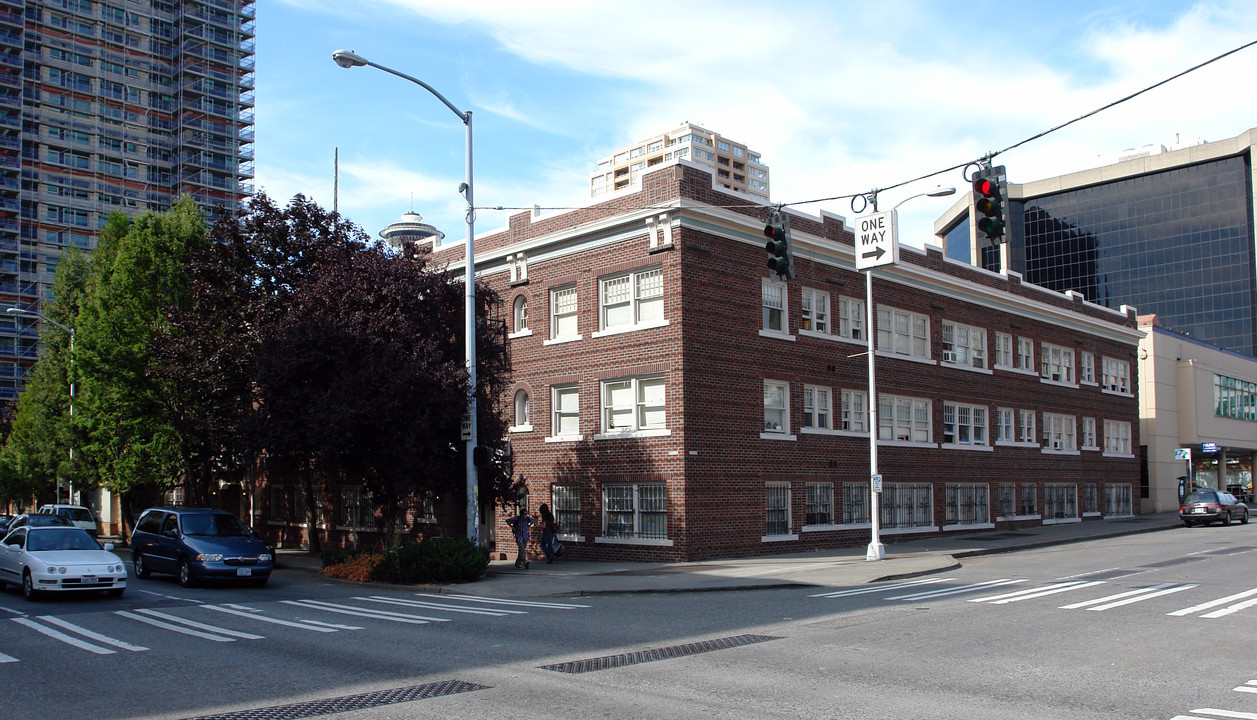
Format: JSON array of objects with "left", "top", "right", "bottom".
[
  {"left": 7, "top": 543, "right": 18, "bottom": 551},
  {"left": 103, "top": 542, "right": 115, "bottom": 551}
]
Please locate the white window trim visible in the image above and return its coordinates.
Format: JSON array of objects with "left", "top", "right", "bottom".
[
  {"left": 508, "top": 328, "right": 534, "bottom": 340},
  {"left": 761, "top": 278, "right": 791, "bottom": 338},
  {"left": 1080, "top": 417, "right": 1099, "bottom": 451},
  {"left": 592, "top": 319, "right": 670, "bottom": 339},
  {"left": 595, "top": 267, "right": 666, "bottom": 336},
  {"left": 1042, "top": 413, "right": 1078, "bottom": 455},
  {"left": 548, "top": 285, "right": 581, "bottom": 344},
  {"left": 941, "top": 321, "right": 988, "bottom": 372},
  {"left": 993, "top": 332, "right": 1014, "bottom": 370},
  {"left": 594, "top": 536, "right": 674, "bottom": 547},
  {"left": 941, "top": 401, "right": 991, "bottom": 451},
  {"left": 1079, "top": 351, "right": 1097, "bottom": 386},
  {"left": 876, "top": 306, "right": 932, "bottom": 362},
  {"left": 802, "top": 384, "right": 833, "bottom": 431},
  {"left": 763, "top": 379, "right": 792, "bottom": 438},
  {"left": 800, "top": 287, "right": 831, "bottom": 336},
  {"left": 598, "top": 376, "right": 667, "bottom": 436}
]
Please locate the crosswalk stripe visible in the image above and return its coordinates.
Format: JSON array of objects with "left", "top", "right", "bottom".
[
  {"left": 201, "top": 605, "right": 341, "bottom": 632},
  {"left": 360, "top": 596, "right": 518, "bottom": 616},
  {"left": 1083, "top": 584, "right": 1197, "bottom": 612},
  {"left": 0, "top": 651, "right": 16, "bottom": 663},
  {"left": 1234, "top": 685, "right": 1257, "bottom": 694},
  {"left": 415, "top": 592, "right": 591, "bottom": 609},
  {"left": 1060, "top": 583, "right": 1175, "bottom": 609},
  {"left": 132, "top": 608, "right": 265, "bottom": 639},
  {"left": 888, "top": 579, "right": 1026, "bottom": 601},
  {"left": 809, "top": 578, "right": 946, "bottom": 598},
  {"left": 37, "top": 615, "right": 148, "bottom": 651},
  {"left": 1203, "top": 596, "right": 1257, "bottom": 619},
  {"left": 970, "top": 580, "right": 1104, "bottom": 604},
  {"left": 115, "top": 611, "right": 239, "bottom": 642},
  {"left": 12, "top": 617, "right": 114, "bottom": 654},
  {"left": 1188, "top": 709, "right": 1257, "bottom": 719},
  {"left": 1169, "top": 588, "right": 1257, "bottom": 617},
  {"left": 281, "top": 599, "right": 440, "bottom": 624}
]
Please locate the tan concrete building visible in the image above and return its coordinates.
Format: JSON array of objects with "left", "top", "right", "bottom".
[
  {"left": 590, "top": 122, "right": 768, "bottom": 202},
  {"left": 1138, "top": 315, "right": 1256, "bottom": 514}
]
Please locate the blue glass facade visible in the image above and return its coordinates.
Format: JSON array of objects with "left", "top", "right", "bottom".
[{"left": 1010, "top": 155, "right": 1256, "bottom": 358}]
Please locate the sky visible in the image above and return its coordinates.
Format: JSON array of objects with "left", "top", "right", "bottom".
[{"left": 257, "top": 1, "right": 1257, "bottom": 250}]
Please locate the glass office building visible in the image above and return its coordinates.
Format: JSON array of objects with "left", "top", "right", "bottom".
[{"left": 943, "top": 130, "right": 1257, "bottom": 359}]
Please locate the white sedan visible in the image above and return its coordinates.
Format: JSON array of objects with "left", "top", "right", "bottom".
[{"left": 0, "top": 526, "right": 127, "bottom": 600}]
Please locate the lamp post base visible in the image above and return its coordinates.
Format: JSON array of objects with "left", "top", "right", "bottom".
[{"left": 866, "top": 541, "right": 885, "bottom": 561}]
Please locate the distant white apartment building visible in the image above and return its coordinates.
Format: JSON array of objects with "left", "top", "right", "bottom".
[{"left": 590, "top": 122, "right": 768, "bottom": 202}]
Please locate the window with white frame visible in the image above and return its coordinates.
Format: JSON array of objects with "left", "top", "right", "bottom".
[
  {"left": 1017, "top": 337, "right": 1034, "bottom": 370},
  {"left": 1019, "top": 483, "right": 1038, "bottom": 515},
  {"left": 765, "top": 482, "right": 791, "bottom": 535},
  {"left": 1104, "top": 419, "right": 1132, "bottom": 455},
  {"left": 603, "top": 483, "right": 666, "bottom": 539},
  {"left": 1080, "top": 352, "right": 1096, "bottom": 384},
  {"left": 997, "top": 483, "right": 1016, "bottom": 518},
  {"left": 1105, "top": 484, "right": 1132, "bottom": 516},
  {"left": 551, "top": 386, "right": 580, "bottom": 438},
  {"left": 1102, "top": 357, "right": 1131, "bottom": 394},
  {"left": 550, "top": 286, "right": 579, "bottom": 340},
  {"left": 996, "top": 407, "right": 1015, "bottom": 442},
  {"left": 882, "top": 482, "right": 933, "bottom": 529},
  {"left": 878, "top": 395, "right": 931, "bottom": 443},
  {"left": 762, "top": 279, "right": 787, "bottom": 333},
  {"left": 341, "top": 486, "right": 373, "bottom": 528},
  {"left": 806, "top": 482, "right": 833, "bottom": 525},
  {"left": 512, "top": 295, "right": 528, "bottom": 334},
  {"left": 601, "top": 376, "right": 666, "bottom": 433},
  {"left": 801, "top": 288, "right": 829, "bottom": 334},
  {"left": 941, "top": 321, "right": 986, "bottom": 369},
  {"left": 1081, "top": 417, "right": 1097, "bottom": 449},
  {"left": 1043, "top": 413, "right": 1076, "bottom": 451},
  {"left": 764, "top": 380, "right": 789, "bottom": 433},
  {"left": 943, "top": 402, "right": 987, "bottom": 446},
  {"left": 994, "top": 332, "right": 1013, "bottom": 367},
  {"left": 837, "top": 296, "right": 865, "bottom": 341},
  {"left": 552, "top": 484, "right": 579, "bottom": 538},
  {"left": 842, "top": 483, "right": 869, "bottom": 524},
  {"left": 1044, "top": 483, "right": 1077, "bottom": 520},
  {"left": 841, "top": 389, "right": 868, "bottom": 432},
  {"left": 600, "top": 267, "right": 663, "bottom": 332},
  {"left": 1083, "top": 484, "right": 1099, "bottom": 514},
  {"left": 803, "top": 385, "right": 831, "bottom": 429},
  {"left": 945, "top": 483, "right": 989, "bottom": 525},
  {"left": 513, "top": 389, "right": 530, "bottom": 428},
  {"left": 1040, "top": 343, "right": 1075, "bottom": 384},
  {"left": 1018, "top": 409, "right": 1036, "bottom": 444},
  {"left": 877, "top": 307, "right": 930, "bottom": 359}
]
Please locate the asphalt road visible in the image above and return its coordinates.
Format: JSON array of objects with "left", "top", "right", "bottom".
[{"left": 1, "top": 525, "right": 1254, "bottom": 720}]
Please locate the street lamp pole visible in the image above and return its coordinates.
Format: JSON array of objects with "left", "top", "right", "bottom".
[
  {"left": 7, "top": 306, "right": 75, "bottom": 504},
  {"left": 863, "top": 186, "right": 956, "bottom": 561},
  {"left": 332, "top": 50, "right": 481, "bottom": 544}
]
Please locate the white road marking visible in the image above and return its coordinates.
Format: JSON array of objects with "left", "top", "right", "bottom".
[
  {"left": 37, "top": 615, "right": 148, "bottom": 651},
  {"left": 1169, "top": 588, "right": 1257, "bottom": 617},
  {"left": 361, "top": 596, "right": 519, "bottom": 616},
  {"left": 115, "top": 611, "right": 239, "bottom": 642},
  {"left": 201, "top": 605, "right": 340, "bottom": 632},
  {"left": 131, "top": 608, "right": 265, "bottom": 639},
  {"left": 1081, "top": 584, "right": 1197, "bottom": 612},
  {"left": 281, "top": 599, "right": 441, "bottom": 624},
  {"left": 11, "top": 617, "right": 114, "bottom": 654},
  {"left": 1060, "top": 583, "right": 1175, "bottom": 609},
  {"left": 887, "top": 579, "right": 1026, "bottom": 601},
  {"left": 971, "top": 580, "right": 1106, "bottom": 604},
  {"left": 809, "top": 579, "right": 946, "bottom": 598},
  {"left": 416, "top": 592, "right": 592, "bottom": 609}
]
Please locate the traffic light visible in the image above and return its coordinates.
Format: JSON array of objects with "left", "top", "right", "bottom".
[
  {"left": 972, "top": 175, "right": 1005, "bottom": 241},
  {"left": 764, "top": 212, "right": 794, "bottom": 280}
]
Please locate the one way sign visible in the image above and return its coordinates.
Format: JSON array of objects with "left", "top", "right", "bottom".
[{"left": 855, "top": 210, "right": 898, "bottom": 271}]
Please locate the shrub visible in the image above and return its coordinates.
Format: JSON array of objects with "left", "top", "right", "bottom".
[
  {"left": 321, "top": 553, "right": 382, "bottom": 582},
  {"left": 369, "top": 537, "right": 489, "bottom": 585}
]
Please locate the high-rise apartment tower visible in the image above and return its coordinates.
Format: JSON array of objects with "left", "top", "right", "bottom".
[
  {"left": 590, "top": 122, "right": 769, "bottom": 202},
  {"left": 0, "top": 0, "right": 256, "bottom": 400}
]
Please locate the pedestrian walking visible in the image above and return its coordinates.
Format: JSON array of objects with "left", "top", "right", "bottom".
[
  {"left": 506, "top": 507, "right": 534, "bottom": 569},
  {"left": 539, "top": 503, "right": 563, "bottom": 563}
]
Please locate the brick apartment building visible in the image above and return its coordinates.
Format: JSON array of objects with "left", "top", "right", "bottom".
[{"left": 424, "top": 160, "right": 1144, "bottom": 562}]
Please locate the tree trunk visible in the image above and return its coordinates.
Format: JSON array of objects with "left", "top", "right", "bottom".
[{"left": 301, "top": 467, "right": 322, "bottom": 555}]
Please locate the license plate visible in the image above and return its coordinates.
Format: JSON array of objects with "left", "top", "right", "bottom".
[
  {"left": 236, "top": 568, "right": 252, "bottom": 577},
  {"left": 81, "top": 575, "right": 97, "bottom": 584},
  {"left": 1193, "top": 508, "right": 1206, "bottom": 514}
]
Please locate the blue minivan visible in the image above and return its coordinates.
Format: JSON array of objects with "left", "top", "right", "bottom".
[{"left": 130, "top": 506, "right": 272, "bottom": 587}]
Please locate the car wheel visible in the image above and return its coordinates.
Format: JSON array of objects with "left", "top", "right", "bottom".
[
  {"left": 178, "top": 558, "right": 196, "bottom": 588},
  {"left": 21, "top": 571, "right": 38, "bottom": 601},
  {"left": 1223, "top": 511, "right": 1233, "bottom": 526},
  {"left": 133, "top": 553, "right": 151, "bottom": 579},
  {"left": 1242, "top": 510, "right": 1250, "bottom": 525},
  {"left": 1182, "top": 520, "right": 1194, "bottom": 528}
]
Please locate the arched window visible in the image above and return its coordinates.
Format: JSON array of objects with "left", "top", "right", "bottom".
[
  {"left": 513, "top": 389, "right": 530, "bottom": 427},
  {"left": 513, "top": 295, "right": 528, "bottom": 333}
]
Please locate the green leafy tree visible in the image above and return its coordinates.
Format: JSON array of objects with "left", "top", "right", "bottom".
[{"left": 74, "top": 199, "right": 207, "bottom": 522}]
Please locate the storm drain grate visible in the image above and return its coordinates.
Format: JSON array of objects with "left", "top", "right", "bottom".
[
  {"left": 182, "top": 680, "right": 489, "bottom": 720},
  {"left": 540, "top": 634, "right": 781, "bottom": 674},
  {"left": 1139, "top": 556, "right": 1205, "bottom": 568}
]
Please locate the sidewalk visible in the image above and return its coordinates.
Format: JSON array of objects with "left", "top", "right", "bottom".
[{"left": 275, "top": 512, "right": 1186, "bottom": 598}]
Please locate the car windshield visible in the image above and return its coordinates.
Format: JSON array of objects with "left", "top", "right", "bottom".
[
  {"left": 30, "top": 515, "right": 70, "bottom": 526},
  {"left": 27, "top": 528, "right": 100, "bottom": 552},
  {"left": 1185, "top": 491, "right": 1218, "bottom": 504},
  {"left": 57, "top": 508, "right": 94, "bottom": 523},
  {"left": 181, "top": 513, "right": 250, "bottom": 537}
]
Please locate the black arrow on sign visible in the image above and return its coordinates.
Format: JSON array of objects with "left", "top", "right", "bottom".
[{"left": 861, "top": 246, "right": 886, "bottom": 261}]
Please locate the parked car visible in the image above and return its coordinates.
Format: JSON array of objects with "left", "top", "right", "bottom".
[
  {"left": 1179, "top": 489, "right": 1250, "bottom": 527},
  {"left": 38, "top": 504, "right": 100, "bottom": 537},
  {"left": 0, "top": 514, "right": 13, "bottom": 534},
  {"left": 0, "top": 525, "right": 127, "bottom": 600},
  {"left": 130, "top": 506, "right": 272, "bottom": 588},
  {"left": 6, "top": 513, "right": 74, "bottom": 532}
]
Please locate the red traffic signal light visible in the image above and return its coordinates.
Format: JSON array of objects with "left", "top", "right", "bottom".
[
  {"left": 763, "top": 213, "right": 794, "bottom": 280},
  {"left": 972, "top": 176, "right": 1005, "bottom": 241}
]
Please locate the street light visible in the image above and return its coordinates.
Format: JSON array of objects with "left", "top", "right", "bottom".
[
  {"left": 7, "top": 306, "right": 75, "bottom": 504},
  {"left": 331, "top": 49, "right": 482, "bottom": 544},
  {"left": 863, "top": 185, "right": 956, "bottom": 561}
]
